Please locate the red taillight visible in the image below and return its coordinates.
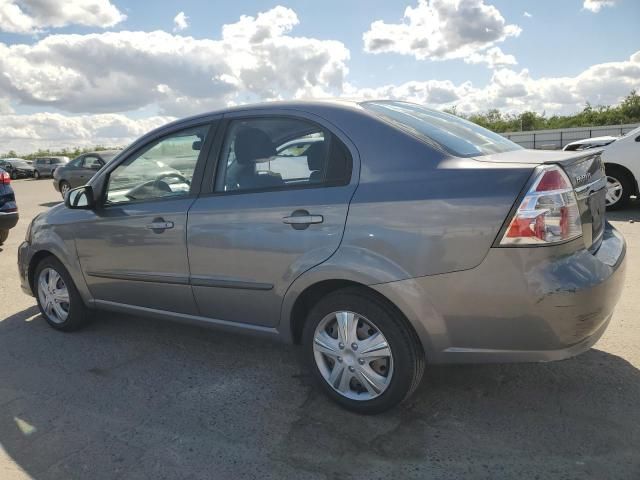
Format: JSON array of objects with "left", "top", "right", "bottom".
[
  {"left": 534, "top": 168, "right": 570, "bottom": 192},
  {"left": 0, "top": 171, "right": 10, "bottom": 184}
]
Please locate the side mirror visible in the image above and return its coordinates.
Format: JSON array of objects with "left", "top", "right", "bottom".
[
  {"left": 192, "top": 140, "right": 202, "bottom": 151},
  {"left": 65, "top": 185, "right": 96, "bottom": 210}
]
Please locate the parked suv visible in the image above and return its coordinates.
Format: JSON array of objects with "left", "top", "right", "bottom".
[
  {"left": 53, "top": 150, "right": 121, "bottom": 197},
  {"left": 18, "top": 101, "right": 626, "bottom": 413},
  {"left": 0, "top": 168, "right": 18, "bottom": 245},
  {"left": 0, "top": 158, "right": 35, "bottom": 179},
  {"left": 33, "top": 156, "right": 70, "bottom": 179}
]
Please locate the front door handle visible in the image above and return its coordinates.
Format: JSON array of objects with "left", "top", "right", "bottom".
[
  {"left": 283, "top": 210, "right": 323, "bottom": 230},
  {"left": 146, "top": 218, "right": 174, "bottom": 232}
]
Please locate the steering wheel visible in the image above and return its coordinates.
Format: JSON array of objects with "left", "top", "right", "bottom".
[{"left": 152, "top": 171, "right": 189, "bottom": 192}]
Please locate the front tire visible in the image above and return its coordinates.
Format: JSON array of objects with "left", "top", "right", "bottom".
[
  {"left": 33, "top": 170, "right": 40, "bottom": 179},
  {"left": 0, "top": 229, "right": 8, "bottom": 245},
  {"left": 605, "top": 165, "right": 633, "bottom": 210},
  {"left": 59, "top": 180, "right": 71, "bottom": 198},
  {"left": 302, "top": 287, "right": 425, "bottom": 414},
  {"left": 10, "top": 170, "right": 17, "bottom": 180},
  {"left": 34, "top": 256, "right": 90, "bottom": 331}
]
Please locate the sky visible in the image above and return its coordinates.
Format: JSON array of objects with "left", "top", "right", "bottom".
[{"left": 0, "top": 0, "right": 638, "bottom": 153}]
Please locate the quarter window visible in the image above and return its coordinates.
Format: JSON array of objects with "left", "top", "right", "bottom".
[
  {"left": 216, "top": 117, "right": 352, "bottom": 193},
  {"left": 106, "top": 125, "right": 209, "bottom": 204}
]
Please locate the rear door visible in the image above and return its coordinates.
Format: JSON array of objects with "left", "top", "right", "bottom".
[
  {"left": 187, "top": 112, "right": 358, "bottom": 327},
  {"left": 76, "top": 155, "right": 104, "bottom": 186}
]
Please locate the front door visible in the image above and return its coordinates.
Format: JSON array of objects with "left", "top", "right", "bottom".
[
  {"left": 187, "top": 114, "right": 357, "bottom": 327},
  {"left": 74, "top": 123, "right": 214, "bottom": 314}
]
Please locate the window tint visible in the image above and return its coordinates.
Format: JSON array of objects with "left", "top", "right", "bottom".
[
  {"left": 83, "top": 155, "right": 102, "bottom": 169},
  {"left": 69, "top": 157, "right": 83, "bottom": 167},
  {"left": 362, "top": 101, "right": 522, "bottom": 157},
  {"left": 106, "top": 125, "right": 209, "bottom": 204},
  {"left": 216, "top": 117, "right": 352, "bottom": 192}
]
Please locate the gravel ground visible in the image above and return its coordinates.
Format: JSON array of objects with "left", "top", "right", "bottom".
[{"left": 1, "top": 178, "right": 639, "bottom": 480}]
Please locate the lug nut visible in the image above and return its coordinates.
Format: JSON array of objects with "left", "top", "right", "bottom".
[
  {"left": 348, "top": 366, "right": 355, "bottom": 373},
  {"left": 337, "top": 356, "right": 343, "bottom": 363},
  {"left": 351, "top": 343, "right": 358, "bottom": 351},
  {"left": 358, "top": 358, "right": 365, "bottom": 365},
  {"left": 338, "top": 342, "right": 345, "bottom": 349}
]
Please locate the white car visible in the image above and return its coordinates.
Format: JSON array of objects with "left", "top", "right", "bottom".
[{"left": 600, "top": 126, "right": 640, "bottom": 209}]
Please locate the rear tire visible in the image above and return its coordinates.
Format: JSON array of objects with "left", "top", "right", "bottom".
[
  {"left": 34, "top": 256, "right": 90, "bottom": 331},
  {"left": 0, "top": 229, "right": 8, "bottom": 245},
  {"left": 302, "top": 287, "right": 425, "bottom": 414},
  {"left": 605, "top": 165, "right": 633, "bottom": 210}
]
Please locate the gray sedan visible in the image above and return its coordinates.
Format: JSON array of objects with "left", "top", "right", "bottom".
[
  {"left": 53, "top": 150, "right": 122, "bottom": 197},
  {"left": 18, "top": 100, "right": 626, "bottom": 413}
]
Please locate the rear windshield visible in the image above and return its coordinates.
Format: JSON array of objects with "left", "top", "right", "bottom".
[{"left": 361, "top": 101, "right": 522, "bottom": 157}]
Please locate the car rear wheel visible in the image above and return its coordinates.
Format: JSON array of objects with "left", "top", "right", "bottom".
[
  {"left": 605, "top": 165, "right": 633, "bottom": 210},
  {"left": 59, "top": 180, "right": 71, "bottom": 198},
  {"left": 33, "top": 170, "right": 40, "bottom": 179},
  {"left": 34, "top": 256, "right": 90, "bottom": 331},
  {"left": 0, "top": 229, "right": 8, "bottom": 245},
  {"left": 303, "top": 287, "right": 424, "bottom": 414}
]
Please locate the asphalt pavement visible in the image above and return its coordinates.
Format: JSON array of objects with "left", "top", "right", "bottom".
[{"left": 1, "top": 178, "right": 639, "bottom": 479}]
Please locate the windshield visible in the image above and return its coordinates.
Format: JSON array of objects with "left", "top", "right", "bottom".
[
  {"left": 361, "top": 101, "right": 522, "bottom": 157},
  {"left": 11, "top": 160, "right": 30, "bottom": 167}
]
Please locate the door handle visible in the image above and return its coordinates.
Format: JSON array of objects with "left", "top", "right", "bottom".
[
  {"left": 146, "top": 219, "right": 174, "bottom": 232},
  {"left": 283, "top": 211, "right": 323, "bottom": 230}
]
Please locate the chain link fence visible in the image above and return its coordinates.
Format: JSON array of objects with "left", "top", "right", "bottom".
[{"left": 501, "top": 123, "right": 640, "bottom": 150}]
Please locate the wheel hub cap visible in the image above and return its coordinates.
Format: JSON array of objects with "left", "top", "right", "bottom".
[
  {"left": 37, "top": 267, "right": 70, "bottom": 324},
  {"left": 606, "top": 176, "right": 623, "bottom": 206},
  {"left": 313, "top": 311, "right": 393, "bottom": 401}
]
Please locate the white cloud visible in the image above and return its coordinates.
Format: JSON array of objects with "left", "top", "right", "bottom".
[
  {"left": 523, "top": 11, "right": 532, "bottom": 18},
  {"left": 173, "top": 11, "right": 188, "bottom": 32},
  {"left": 0, "top": 0, "right": 126, "bottom": 34},
  {"left": 0, "top": 6, "right": 349, "bottom": 116},
  {"left": 363, "top": 0, "right": 521, "bottom": 61},
  {"left": 583, "top": 0, "right": 617, "bottom": 13},
  {"left": 465, "top": 46, "right": 517, "bottom": 68},
  {"left": 0, "top": 112, "right": 172, "bottom": 154},
  {"left": 346, "top": 50, "right": 640, "bottom": 115}
]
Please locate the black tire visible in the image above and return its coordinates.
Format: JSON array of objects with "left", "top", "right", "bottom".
[
  {"left": 302, "top": 287, "right": 425, "bottom": 414},
  {"left": 605, "top": 165, "right": 634, "bottom": 210},
  {"left": 33, "top": 170, "right": 40, "bottom": 179},
  {"left": 34, "top": 256, "right": 90, "bottom": 331},
  {"left": 0, "top": 229, "right": 8, "bottom": 245},
  {"left": 59, "top": 180, "right": 71, "bottom": 199},
  {"left": 9, "top": 170, "right": 17, "bottom": 180}
]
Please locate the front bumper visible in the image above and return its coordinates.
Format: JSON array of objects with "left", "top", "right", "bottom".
[
  {"left": 18, "top": 240, "right": 34, "bottom": 296},
  {"left": 373, "top": 223, "right": 627, "bottom": 364}
]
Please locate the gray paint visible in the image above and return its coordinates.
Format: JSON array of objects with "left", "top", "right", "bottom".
[{"left": 18, "top": 99, "right": 627, "bottom": 364}]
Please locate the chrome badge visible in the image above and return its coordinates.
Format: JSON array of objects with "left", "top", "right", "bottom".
[{"left": 575, "top": 172, "right": 592, "bottom": 185}]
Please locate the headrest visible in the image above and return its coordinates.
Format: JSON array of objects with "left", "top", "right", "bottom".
[
  {"left": 235, "top": 127, "right": 275, "bottom": 165},
  {"left": 305, "top": 141, "right": 325, "bottom": 171}
]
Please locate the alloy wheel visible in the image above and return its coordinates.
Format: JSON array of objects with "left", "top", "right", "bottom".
[
  {"left": 61, "top": 182, "right": 70, "bottom": 196},
  {"left": 605, "top": 176, "right": 623, "bottom": 207},
  {"left": 313, "top": 311, "right": 393, "bottom": 401},
  {"left": 37, "top": 267, "right": 70, "bottom": 324}
]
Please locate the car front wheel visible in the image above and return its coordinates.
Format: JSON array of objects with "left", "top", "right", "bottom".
[
  {"left": 34, "top": 256, "right": 90, "bottom": 331},
  {"left": 9, "top": 170, "right": 17, "bottom": 180},
  {"left": 0, "top": 229, "right": 8, "bottom": 245},
  {"left": 33, "top": 170, "right": 40, "bottom": 179},
  {"left": 59, "top": 180, "right": 71, "bottom": 198},
  {"left": 303, "top": 287, "right": 424, "bottom": 414}
]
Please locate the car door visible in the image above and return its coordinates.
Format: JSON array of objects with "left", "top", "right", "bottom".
[
  {"left": 63, "top": 156, "right": 85, "bottom": 187},
  {"left": 187, "top": 112, "right": 358, "bottom": 327},
  {"left": 74, "top": 121, "right": 216, "bottom": 314},
  {"left": 76, "top": 155, "right": 103, "bottom": 186}
]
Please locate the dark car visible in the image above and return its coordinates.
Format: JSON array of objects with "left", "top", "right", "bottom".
[
  {"left": 33, "top": 156, "right": 70, "bottom": 179},
  {"left": 0, "top": 168, "right": 18, "bottom": 245},
  {"left": 53, "top": 150, "right": 121, "bottom": 197},
  {"left": 0, "top": 158, "right": 35, "bottom": 179}
]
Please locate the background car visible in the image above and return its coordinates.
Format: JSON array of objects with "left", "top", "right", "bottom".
[
  {"left": 0, "top": 168, "right": 18, "bottom": 245},
  {"left": 33, "top": 156, "right": 69, "bottom": 179},
  {"left": 53, "top": 150, "right": 121, "bottom": 197},
  {"left": 0, "top": 158, "right": 35, "bottom": 179},
  {"left": 599, "top": 126, "right": 640, "bottom": 209},
  {"left": 563, "top": 136, "right": 618, "bottom": 152}
]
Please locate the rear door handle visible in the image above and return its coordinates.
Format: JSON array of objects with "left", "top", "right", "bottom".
[
  {"left": 283, "top": 211, "right": 324, "bottom": 230},
  {"left": 146, "top": 219, "right": 174, "bottom": 232}
]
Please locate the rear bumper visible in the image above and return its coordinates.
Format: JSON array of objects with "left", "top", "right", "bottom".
[
  {"left": 373, "top": 223, "right": 626, "bottom": 364},
  {"left": 0, "top": 211, "right": 18, "bottom": 231}
]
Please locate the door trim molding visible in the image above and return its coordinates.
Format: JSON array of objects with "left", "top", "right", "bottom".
[{"left": 190, "top": 275, "right": 273, "bottom": 291}]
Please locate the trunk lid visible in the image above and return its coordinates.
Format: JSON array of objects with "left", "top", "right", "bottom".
[{"left": 477, "top": 149, "right": 607, "bottom": 251}]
